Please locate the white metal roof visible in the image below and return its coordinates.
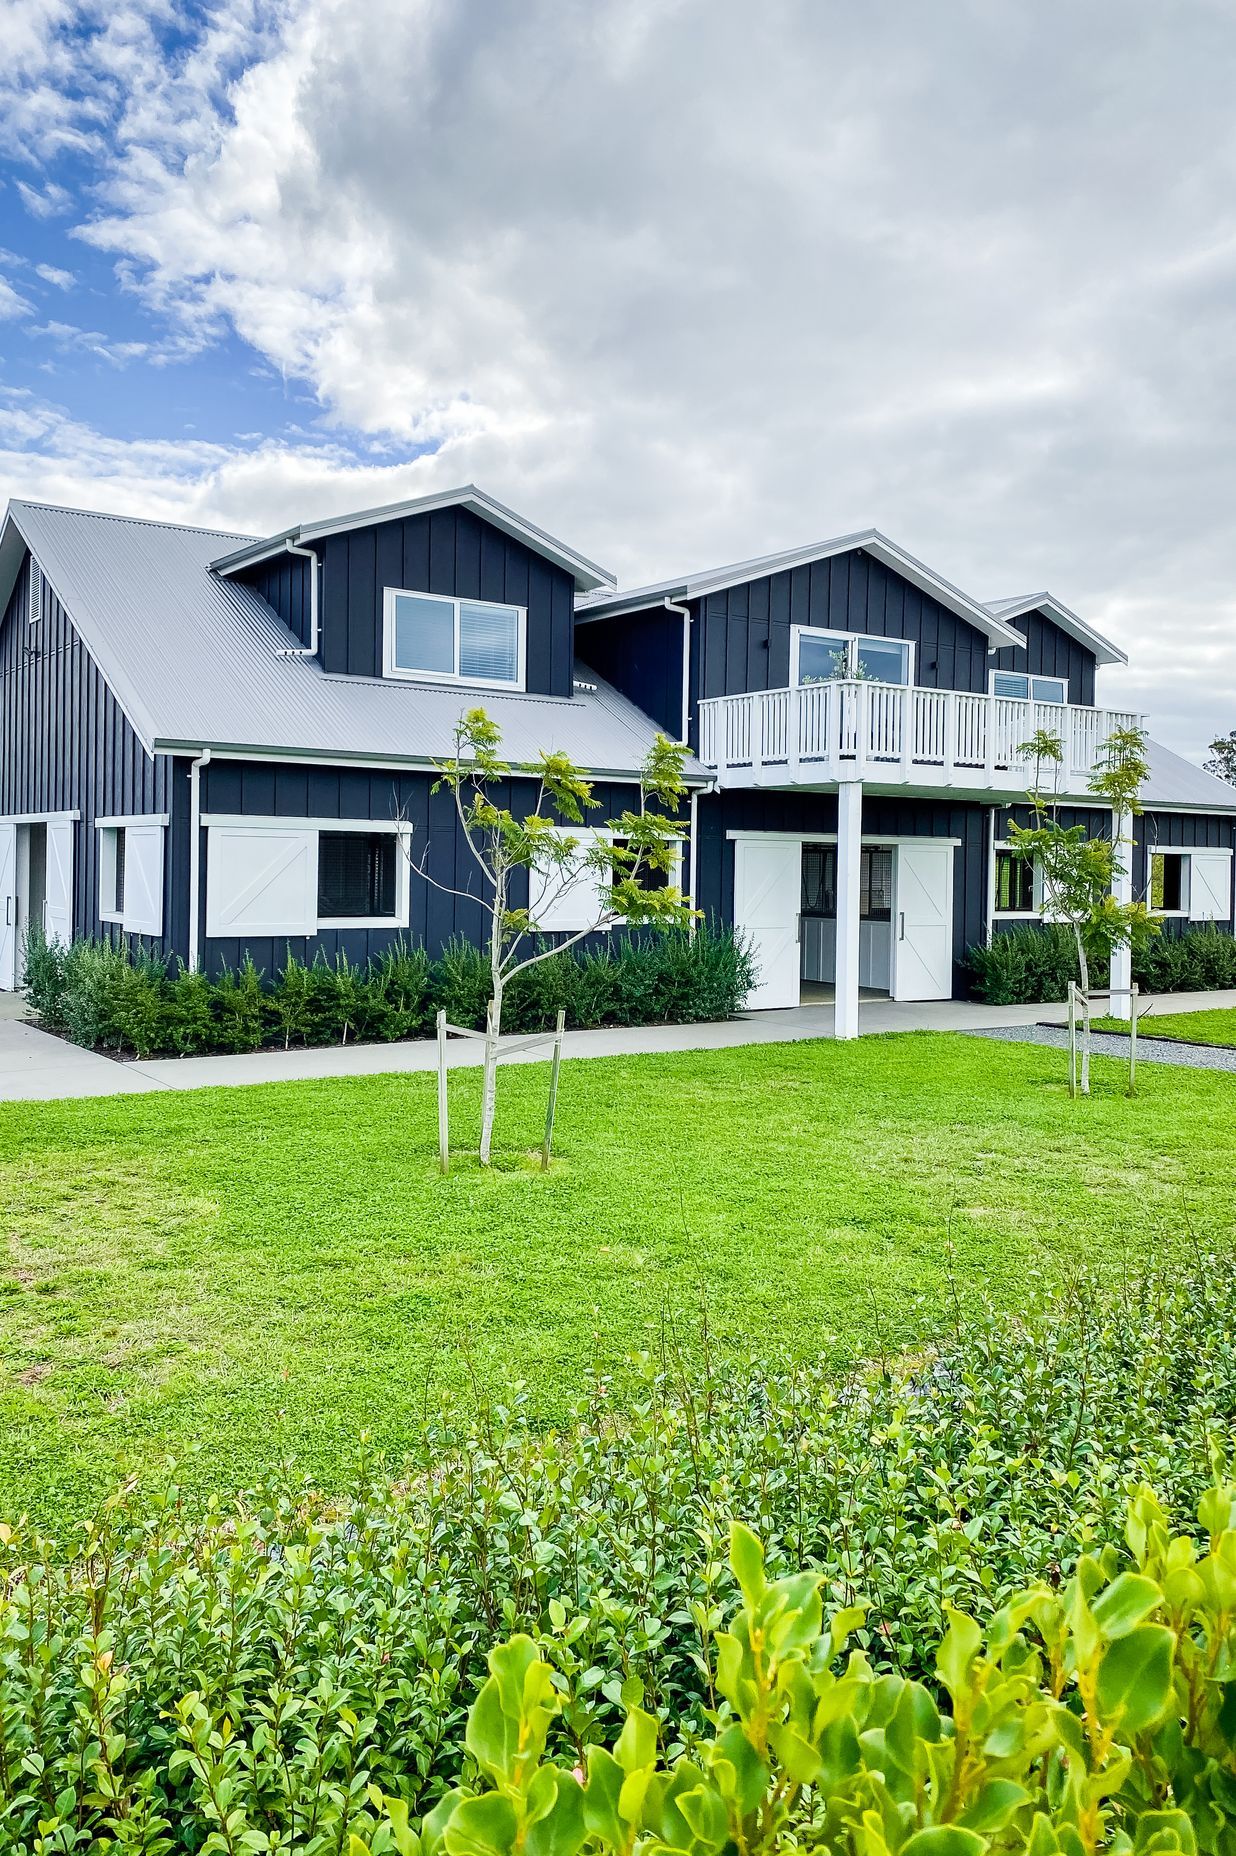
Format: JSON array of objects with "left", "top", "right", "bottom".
[
  {"left": 985, "top": 593, "right": 1127, "bottom": 668},
  {"left": 575, "top": 528, "right": 1026, "bottom": 649},
  {"left": 1142, "top": 739, "right": 1236, "bottom": 813},
  {"left": 210, "top": 483, "right": 615, "bottom": 593},
  {"left": 0, "top": 501, "right": 693, "bottom": 779}
]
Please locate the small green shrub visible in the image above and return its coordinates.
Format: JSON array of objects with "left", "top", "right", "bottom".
[
  {"left": 968, "top": 923, "right": 1080, "bottom": 1004},
  {"left": 18, "top": 923, "right": 67, "bottom": 1029},
  {"left": 162, "top": 961, "right": 216, "bottom": 1054},
  {"left": 59, "top": 939, "right": 137, "bottom": 1049},
  {"left": 213, "top": 954, "right": 268, "bottom": 1052},
  {"left": 1133, "top": 922, "right": 1236, "bottom": 993},
  {"left": 433, "top": 935, "right": 493, "bottom": 1029},
  {"left": 369, "top": 939, "right": 434, "bottom": 1041}
]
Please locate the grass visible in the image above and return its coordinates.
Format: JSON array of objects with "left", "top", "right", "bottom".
[
  {"left": 2, "top": 1030, "right": 1235, "bottom": 1533},
  {"left": 1092, "top": 1007, "right": 1236, "bottom": 1047}
]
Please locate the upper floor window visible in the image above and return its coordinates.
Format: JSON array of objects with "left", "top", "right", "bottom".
[
  {"left": 991, "top": 671, "right": 1067, "bottom": 704},
  {"left": 383, "top": 588, "right": 526, "bottom": 689},
  {"left": 792, "top": 626, "right": 912, "bottom": 687}
]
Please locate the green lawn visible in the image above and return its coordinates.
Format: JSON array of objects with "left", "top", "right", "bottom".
[
  {"left": 2, "top": 1031, "right": 1235, "bottom": 1533},
  {"left": 1094, "top": 1007, "right": 1236, "bottom": 1047}
]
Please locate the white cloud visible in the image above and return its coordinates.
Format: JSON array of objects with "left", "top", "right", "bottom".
[
  {"left": 34, "top": 262, "right": 74, "bottom": 288},
  {"left": 3, "top": 0, "right": 1236, "bottom": 759},
  {"left": 15, "top": 176, "right": 74, "bottom": 218},
  {"left": 0, "top": 278, "right": 34, "bottom": 320}
]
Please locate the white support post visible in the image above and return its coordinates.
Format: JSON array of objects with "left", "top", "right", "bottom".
[
  {"left": 835, "top": 780, "right": 863, "bottom": 1041},
  {"left": 1109, "top": 806, "right": 1133, "bottom": 1020}
]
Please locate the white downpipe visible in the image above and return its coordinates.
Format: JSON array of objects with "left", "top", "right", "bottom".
[
  {"left": 187, "top": 748, "right": 211, "bottom": 973},
  {"left": 276, "top": 541, "right": 320, "bottom": 658},
  {"left": 663, "top": 596, "right": 692, "bottom": 744},
  {"left": 835, "top": 780, "right": 863, "bottom": 1040}
]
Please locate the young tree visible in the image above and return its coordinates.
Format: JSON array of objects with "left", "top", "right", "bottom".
[
  {"left": 1204, "top": 729, "right": 1236, "bottom": 785},
  {"left": 1007, "top": 723, "right": 1156, "bottom": 1095},
  {"left": 409, "top": 708, "right": 695, "bottom": 1163}
]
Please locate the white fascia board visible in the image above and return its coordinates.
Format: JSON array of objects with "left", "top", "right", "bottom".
[
  {"left": 986, "top": 592, "right": 1127, "bottom": 667},
  {"left": 577, "top": 529, "right": 1025, "bottom": 650},
  {"left": 153, "top": 739, "right": 713, "bottom": 787},
  {"left": 211, "top": 485, "right": 616, "bottom": 593},
  {"left": 95, "top": 813, "right": 169, "bottom": 828}
]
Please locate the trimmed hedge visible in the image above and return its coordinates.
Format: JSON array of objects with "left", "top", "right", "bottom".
[
  {"left": 2, "top": 1257, "right": 1235, "bottom": 1850},
  {"left": 968, "top": 920, "right": 1236, "bottom": 1005},
  {"left": 20, "top": 923, "right": 755, "bottom": 1059}
]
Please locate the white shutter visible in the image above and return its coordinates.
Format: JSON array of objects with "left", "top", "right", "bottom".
[
  {"left": 528, "top": 831, "right": 612, "bottom": 933},
  {"left": 206, "top": 826, "right": 317, "bottom": 938},
  {"left": 121, "top": 824, "right": 165, "bottom": 935},
  {"left": 1188, "top": 850, "right": 1233, "bottom": 922},
  {"left": 44, "top": 819, "right": 74, "bottom": 946}
]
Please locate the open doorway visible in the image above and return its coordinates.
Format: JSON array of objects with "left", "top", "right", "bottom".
[{"left": 799, "top": 841, "right": 893, "bottom": 998}]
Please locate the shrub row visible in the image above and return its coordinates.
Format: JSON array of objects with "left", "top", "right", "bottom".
[
  {"left": 3, "top": 1256, "right": 1235, "bottom": 1849},
  {"left": 21, "top": 923, "right": 755, "bottom": 1058},
  {"left": 967, "top": 920, "right": 1236, "bottom": 1005}
]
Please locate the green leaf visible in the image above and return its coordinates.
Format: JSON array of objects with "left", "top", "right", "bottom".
[
  {"left": 959, "top": 1780, "right": 1031, "bottom": 1833},
  {"left": 442, "top": 1794, "right": 519, "bottom": 1856},
  {"left": 729, "top": 1523, "right": 766, "bottom": 1606},
  {"left": 1096, "top": 1624, "right": 1176, "bottom": 1735},
  {"left": 1091, "top": 1574, "right": 1163, "bottom": 1639},
  {"left": 1134, "top": 1812, "right": 1197, "bottom": 1856},
  {"left": 901, "top": 1829, "right": 988, "bottom": 1856},
  {"left": 936, "top": 1607, "right": 983, "bottom": 1704}
]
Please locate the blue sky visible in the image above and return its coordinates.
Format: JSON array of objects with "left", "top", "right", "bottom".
[{"left": 2, "top": 0, "right": 1236, "bottom": 760}]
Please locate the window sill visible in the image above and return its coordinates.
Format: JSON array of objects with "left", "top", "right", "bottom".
[
  {"left": 384, "top": 666, "right": 525, "bottom": 693},
  {"left": 317, "top": 915, "right": 407, "bottom": 931},
  {"left": 100, "top": 909, "right": 124, "bottom": 925},
  {"left": 992, "top": 910, "right": 1041, "bottom": 921}
]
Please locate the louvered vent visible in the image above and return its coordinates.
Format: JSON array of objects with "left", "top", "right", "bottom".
[{"left": 28, "top": 560, "right": 42, "bottom": 626}]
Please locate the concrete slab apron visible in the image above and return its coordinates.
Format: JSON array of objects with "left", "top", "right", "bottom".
[{"left": 0, "top": 1017, "right": 163, "bottom": 1100}]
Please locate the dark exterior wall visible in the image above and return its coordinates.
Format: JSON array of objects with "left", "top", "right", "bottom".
[
  {"left": 694, "top": 787, "right": 990, "bottom": 997},
  {"left": 989, "top": 610, "right": 1096, "bottom": 706},
  {"left": 0, "top": 562, "right": 189, "bottom": 961},
  {"left": 693, "top": 549, "right": 994, "bottom": 736},
  {"left": 195, "top": 759, "right": 658, "bottom": 976},
  {"left": 577, "top": 606, "right": 684, "bottom": 739},
  {"left": 996, "top": 803, "right": 1236, "bottom": 930},
  {"left": 282, "top": 506, "right": 579, "bottom": 696},
  {"left": 242, "top": 550, "right": 314, "bottom": 648}
]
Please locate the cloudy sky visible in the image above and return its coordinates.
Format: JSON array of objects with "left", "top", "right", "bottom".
[{"left": 1, "top": 0, "right": 1234, "bottom": 758}]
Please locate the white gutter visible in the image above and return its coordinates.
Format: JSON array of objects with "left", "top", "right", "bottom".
[
  {"left": 664, "top": 596, "right": 693, "bottom": 744},
  {"left": 187, "top": 748, "right": 211, "bottom": 973},
  {"left": 276, "top": 541, "right": 320, "bottom": 658}
]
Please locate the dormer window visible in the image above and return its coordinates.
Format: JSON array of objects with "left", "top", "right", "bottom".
[
  {"left": 991, "top": 671, "right": 1067, "bottom": 704},
  {"left": 382, "top": 588, "right": 526, "bottom": 689}
]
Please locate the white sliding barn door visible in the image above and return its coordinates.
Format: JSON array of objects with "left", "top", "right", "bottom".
[
  {"left": 734, "top": 838, "right": 801, "bottom": 1009},
  {"left": 0, "top": 825, "right": 16, "bottom": 989},
  {"left": 44, "top": 819, "right": 74, "bottom": 947},
  {"left": 893, "top": 842, "right": 954, "bottom": 1001}
]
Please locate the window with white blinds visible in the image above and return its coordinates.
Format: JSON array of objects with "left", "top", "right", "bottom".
[{"left": 383, "top": 587, "right": 525, "bottom": 688}]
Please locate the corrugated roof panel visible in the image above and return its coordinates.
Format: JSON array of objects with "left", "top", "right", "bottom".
[
  {"left": 5, "top": 502, "right": 699, "bottom": 778},
  {"left": 1143, "top": 739, "right": 1236, "bottom": 812}
]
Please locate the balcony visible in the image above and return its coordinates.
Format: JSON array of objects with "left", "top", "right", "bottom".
[{"left": 697, "top": 680, "right": 1145, "bottom": 794}]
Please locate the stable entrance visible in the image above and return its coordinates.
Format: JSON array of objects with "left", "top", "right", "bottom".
[
  {"left": 733, "top": 830, "right": 955, "bottom": 1015},
  {"left": 0, "top": 814, "right": 75, "bottom": 989}
]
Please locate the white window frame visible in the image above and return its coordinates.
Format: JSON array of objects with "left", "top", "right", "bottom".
[
  {"left": 95, "top": 814, "right": 169, "bottom": 933},
  {"left": 989, "top": 669, "right": 1069, "bottom": 705},
  {"left": 203, "top": 816, "right": 412, "bottom": 936},
  {"left": 991, "top": 841, "right": 1042, "bottom": 919},
  {"left": 382, "top": 587, "right": 527, "bottom": 690},
  {"left": 790, "top": 625, "right": 915, "bottom": 687},
  {"left": 1148, "top": 847, "right": 1191, "bottom": 918}
]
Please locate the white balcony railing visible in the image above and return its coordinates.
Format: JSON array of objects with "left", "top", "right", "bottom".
[{"left": 697, "top": 680, "right": 1145, "bottom": 793}]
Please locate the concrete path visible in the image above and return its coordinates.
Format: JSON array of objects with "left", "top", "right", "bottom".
[{"left": 1, "top": 988, "right": 1234, "bottom": 1103}]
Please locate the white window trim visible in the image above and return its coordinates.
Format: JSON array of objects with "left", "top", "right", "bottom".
[
  {"left": 382, "top": 586, "right": 527, "bottom": 690},
  {"left": 204, "top": 817, "right": 412, "bottom": 935},
  {"left": 1148, "top": 847, "right": 1192, "bottom": 918},
  {"left": 988, "top": 669, "right": 1069, "bottom": 705},
  {"left": 98, "top": 824, "right": 124, "bottom": 924},
  {"left": 790, "top": 625, "right": 915, "bottom": 687},
  {"left": 989, "top": 840, "right": 1046, "bottom": 920}
]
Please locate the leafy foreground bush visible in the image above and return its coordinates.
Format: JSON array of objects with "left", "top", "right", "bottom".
[
  {"left": 969, "top": 921, "right": 1236, "bottom": 1006},
  {"left": 3, "top": 1261, "right": 1236, "bottom": 1852},
  {"left": 359, "top": 1489, "right": 1236, "bottom": 1856},
  {"left": 20, "top": 922, "right": 754, "bottom": 1058}
]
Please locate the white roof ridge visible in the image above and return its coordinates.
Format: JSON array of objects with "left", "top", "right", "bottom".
[{"left": 7, "top": 497, "right": 256, "bottom": 543}]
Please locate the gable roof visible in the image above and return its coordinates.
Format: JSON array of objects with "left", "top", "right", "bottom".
[
  {"left": 985, "top": 593, "right": 1127, "bottom": 667},
  {"left": 1143, "top": 739, "right": 1236, "bottom": 812},
  {"left": 210, "top": 483, "right": 615, "bottom": 593},
  {"left": 0, "top": 500, "right": 696, "bottom": 780},
  {"left": 575, "top": 528, "right": 1026, "bottom": 649}
]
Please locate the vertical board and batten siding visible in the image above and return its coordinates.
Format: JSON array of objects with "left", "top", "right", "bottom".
[
  {"left": 271, "top": 506, "right": 579, "bottom": 696},
  {"left": 576, "top": 606, "right": 685, "bottom": 740},
  {"left": 0, "top": 563, "right": 189, "bottom": 958},
  {"left": 998, "top": 804, "right": 1236, "bottom": 925},
  {"left": 196, "top": 759, "right": 654, "bottom": 976},
  {"left": 989, "top": 610, "right": 1096, "bottom": 706},
  {"left": 695, "top": 548, "right": 993, "bottom": 734},
  {"left": 694, "top": 788, "right": 989, "bottom": 997}
]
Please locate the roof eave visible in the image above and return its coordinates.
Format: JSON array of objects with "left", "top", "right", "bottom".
[
  {"left": 988, "top": 593, "right": 1127, "bottom": 667},
  {"left": 211, "top": 485, "right": 616, "bottom": 593},
  {"left": 150, "top": 735, "right": 709, "bottom": 783}
]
